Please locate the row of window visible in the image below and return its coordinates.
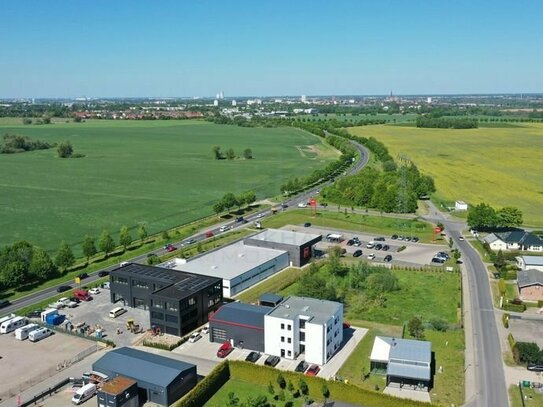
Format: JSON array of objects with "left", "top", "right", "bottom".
[
  {"left": 112, "top": 276, "right": 128, "bottom": 285},
  {"left": 280, "top": 323, "right": 292, "bottom": 331},
  {"left": 150, "top": 311, "right": 179, "bottom": 323},
  {"left": 280, "top": 336, "right": 292, "bottom": 344},
  {"left": 230, "top": 261, "right": 281, "bottom": 291}
]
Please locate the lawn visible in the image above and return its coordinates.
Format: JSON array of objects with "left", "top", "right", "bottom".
[
  {"left": 348, "top": 124, "right": 543, "bottom": 227},
  {"left": 205, "top": 378, "right": 304, "bottom": 407},
  {"left": 509, "top": 384, "right": 543, "bottom": 407},
  {"left": 0, "top": 120, "right": 335, "bottom": 254},
  {"left": 261, "top": 209, "right": 437, "bottom": 242}
]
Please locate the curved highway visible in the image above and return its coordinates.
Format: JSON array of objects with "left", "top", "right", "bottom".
[{"left": 1, "top": 140, "right": 371, "bottom": 316}]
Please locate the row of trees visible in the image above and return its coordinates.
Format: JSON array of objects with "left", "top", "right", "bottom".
[
  {"left": 416, "top": 116, "right": 478, "bottom": 129},
  {"left": 467, "top": 203, "right": 523, "bottom": 229},
  {"left": 0, "top": 224, "right": 149, "bottom": 290},
  {"left": 0, "top": 133, "right": 53, "bottom": 154},
  {"left": 212, "top": 146, "right": 253, "bottom": 160},
  {"left": 212, "top": 191, "right": 257, "bottom": 216}
]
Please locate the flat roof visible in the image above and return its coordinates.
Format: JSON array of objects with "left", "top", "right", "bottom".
[
  {"left": 151, "top": 273, "right": 221, "bottom": 300},
  {"left": 267, "top": 296, "right": 342, "bottom": 325},
  {"left": 260, "top": 293, "right": 283, "bottom": 304},
  {"left": 112, "top": 263, "right": 181, "bottom": 284},
  {"left": 249, "top": 229, "right": 321, "bottom": 246},
  {"left": 100, "top": 376, "right": 136, "bottom": 395},
  {"left": 170, "top": 241, "right": 286, "bottom": 280},
  {"left": 209, "top": 302, "right": 268, "bottom": 330},
  {"left": 92, "top": 347, "right": 195, "bottom": 388}
]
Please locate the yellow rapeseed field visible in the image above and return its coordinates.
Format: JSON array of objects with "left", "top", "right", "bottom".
[{"left": 349, "top": 124, "right": 543, "bottom": 227}]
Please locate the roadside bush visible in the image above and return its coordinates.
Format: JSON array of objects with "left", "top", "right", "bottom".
[
  {"left": 175, "top": 361, "right": 230, "bottom": 407},
  {"left": 498, "top": 279, "right": 506, "bottom": 296},
  {"left": 429, "top": 318, "right": 448, "bottom": 332},
  {"left": 513, "top": 342, "right": 543, "bottom": 365},
  {"left": 502, "top": 313, "right": 509, "bottom": 329},
  {"left": 507, "top": 333, "right": 516, "bottom": 352},
  {"left": 502, "top": 302, "right": 526, "bottom": 312}
]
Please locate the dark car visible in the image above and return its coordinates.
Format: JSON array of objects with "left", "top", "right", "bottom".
[
  {"left": 98, "top": 271, "right": 109, "bottom": 277},
  {"left": 374, "top": 237, "right": 386, "bottom": 242},
  {"left": 404, "top": 236, "right": 412, "bottom": 242},
  {"left": 353, "top": 249, "right": 363, "bottom": 257},
  {"left": 0, "top": 299, "right": 11, "bottom": 309},
  {"left": 432, "top": 257, "right": 445, "bottom": 264},
  {"left": 280, "top": 203, "right": 288, "bottom": 208},
  {"left": 236, "top": 216, "right": 244, "bottom": 222},
  {"left": 382, "top": 245, "right": 390, "bottom": 251},
  {"left": 245, "top": 351, "right": 261, "bottom": 363},
  {"left": 391, "top": 234, "right": 398, "bottom": 240},
  {"left": 412, "top": 236, "right": 420, "bottom": 243},
  {"left": 527, "top": 364, "right": 543, "bottom": 372},
  {"left": 78, "top": 272, "right": 88, "bottom": 280},
  {"left": 264, "top": 355, "right": 280, "bottom": 367},
  {"left": 346, "top": 239, "right": 354, "bottom": 246},
  {"left": 303, "top": 222, "right": 311, "bottom": 227},
  {"left": 69, "top": 296, "right": 81, "bottom": 303},
  {"left": 343, "top": 321, "right": 351, "bottom": 329},
  {"left": 375, "top": 244, "right": 383, "bottom": 250},
  {"left": 295, "top": 361, "right": 309, "bottom": 373},
  {"left": 26, "top": 309, "right": 42, "bottom": 318},
  {"left": 57, "top": 285, "right": 71, "bottom": 293},
  {"left": 384, "top": 254, "right": 393, "bottom": 262}
]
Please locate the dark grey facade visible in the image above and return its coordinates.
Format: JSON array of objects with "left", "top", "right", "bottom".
[
  {"left": 92, "top": 347, "right": 197, "bottom": 407},
  {"left": 110, "top": 263, "right": 222, "bottom": 336},
  {"left": 209, "top": 302, "right": 268, "bottom": 351},
  {"left": 244, "top": 233, "right": 322, "bottom": 267},
  {"left": 97, "top": 376, "right": 138, "bottom": 407}
]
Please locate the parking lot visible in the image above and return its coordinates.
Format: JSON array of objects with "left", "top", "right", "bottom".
[
  {"left": 287, "top": 225, "right": 447, "bottom": 267},
  {"left": 0, "top": 328, "right": 96, "bottom": 402},
  {"left": 509, "top": 318, "right": 543, "bottom": 348},
  {"left": 39, "top": 286, "right": 150, "bottom": 348},
  {"left": 173, "top": 325, "right": 367, "bottom": 379}
]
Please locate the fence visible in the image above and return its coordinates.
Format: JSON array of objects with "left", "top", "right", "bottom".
[{"left": 19, "top": 377, "right": 71, "bottom": 407}]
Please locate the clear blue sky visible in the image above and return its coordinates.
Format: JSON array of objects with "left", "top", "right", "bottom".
[{"left": 1, "top": 0, "right": 542, "bottom": 98}]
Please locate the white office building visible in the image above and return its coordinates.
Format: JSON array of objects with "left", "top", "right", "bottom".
[{"left": 264, "top": 296, "right": 343, "bottom": 365}]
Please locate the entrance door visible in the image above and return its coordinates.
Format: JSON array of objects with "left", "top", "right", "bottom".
[{"left": 281, "top": 349, "right": 285, "bottom": 357}]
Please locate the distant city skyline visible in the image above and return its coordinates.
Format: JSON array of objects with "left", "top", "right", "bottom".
[{"left": 1, "top": 0, "right": 542, "bottom": 98}]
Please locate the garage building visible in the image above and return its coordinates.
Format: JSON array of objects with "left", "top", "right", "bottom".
[
  {"left": 92, "top": 347, "right": 197, "bottom": 406},
  {"left": 208, "top": 302, "right": 268, "bottom": 351}
]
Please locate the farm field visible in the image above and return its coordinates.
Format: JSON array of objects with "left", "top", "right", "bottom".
[
  {"left": 349, "top": 124, "right": 543, "bottom": 226},
  {"left": 0, "top": 120, "right": 336, "bottom": 253}
]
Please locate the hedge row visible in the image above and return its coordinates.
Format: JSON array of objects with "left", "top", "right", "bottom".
[
  {"left": 228, "top": 361, "right": 434, "bottom": 407},
  {"left": 502, "top": 313, "right": 509, "bottom": 329},
  {"left": 174, "top": 361, "right": 230, "bottom": 407},
  {"left": 508, "top": 333, "right": 516, "bottom": 352},
  {"left": 502, "top": 302, "right": 526, "bottom": 312}
]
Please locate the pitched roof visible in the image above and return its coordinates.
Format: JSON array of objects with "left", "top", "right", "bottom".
[
  {"left": 497, "top": 231, "right": 543, "bottom": 247},
  {"left": 519, "top": 256, "right": 543, "bottom": 267},
  {"left": 209, "top": 302, "right": 269, "bottom": 330},
  {"left": 483, "top": 233, "right": 502, "bottom": 244},
  {"left": 92, "top": 347, "right": 195, "bottom": 387},
  {"left": 517, "top": 269, "right": 543, "bottom": 288}
]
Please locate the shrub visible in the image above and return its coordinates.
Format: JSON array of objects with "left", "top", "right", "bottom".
[
  {"left": 498, "top": 279, "right": 506, "bottom": 296},
  {"left": 513, "top": 342, "right": 543, "bottom": 365},
  {"left": 538, "top": 300, "right": 543, "bottom": 308},
  {"left": 174, "top": 361, "right": 230, "bottom": 407},
  {"left": 502, "top": 313, "right": 509, "bottom": 329},
  {"left": 502, "top": 303, "right": 526, "bottom": 312},
  {"left": 429, "top": 318, "right": 448, "bottom": 332},
  {"left": 507, "top": 333, "right": 516, "bottom": 352},
  {"left": 397, "top": 245, "right": 407, "bottom": 252}
]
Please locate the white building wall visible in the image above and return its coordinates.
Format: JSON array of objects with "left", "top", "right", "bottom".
[
  {"left": 489, "top": 240, "right": 508, "bottom": 251},
  {"left": 304, "top": 323, "right": 325, "bottom": 365},
  {"left": 265, "top": 315, "right": 295, "bottom": 358}
]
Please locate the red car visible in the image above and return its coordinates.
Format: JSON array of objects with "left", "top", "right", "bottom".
[
  {"left": 343, "top": 321, "right": 351, "bottom": 329},
  {"left": 217, "top": 341, "right": 233, "bottom": 358},
  {"left": 166, "top": 244, "right": 177, "bottom": 252},
  {"left": 205, "top": 231, "right": 214, "bottom": 238},
  {"left": 305, "top": 364, "right": 320, "bottom": 376}
]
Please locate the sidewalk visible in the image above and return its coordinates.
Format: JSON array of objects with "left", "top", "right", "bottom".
[{"left": 460, "top": 261, "right": 477, "bottom": 405}]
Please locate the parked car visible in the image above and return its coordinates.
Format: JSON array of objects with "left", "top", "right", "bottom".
[
  {"left": 305, "top": 365, "right": 320, "bottom": 376},
  {"left": 185, "top": 238, "right": 196, "bottom": 245},
  {"left": 366, "top": 242, "right": 375, "bottom": 249},
  {"left": 98, "top": 271, "right": 109, "bottom": 277},
  {"left": 280, "top": 203, "right": 288, "bottom": 208},
  {"left": 0, "top": 299, "right": 10, "bottom": 309},
  {"left": 374, "top": 237, "right": 386, "bottom": 241},
  {"left": 346, "top": 239, "right": 354, "bottom": 246},
  {"left": 397, "top": 235, "right": 404, "bottom": 241},
  {"left": 384, "top": 254, "right": 393, "bottom": 262},
  {"left": 404, "top": 236, "right": 412, "bottom": 242},
  {"left": 57, "top": 285, "right": 71, "bottom": 293},
  {"left": 412, "top": 236, "right": 420, "bottom": 242},
  {"left": 166, "top": 244, "right": 177, "bottom": 252},
  {"left": 217, "top": 341, "right": 234, "bottom": 358},
  {"left": 432, "top": 257, "right": 446, "bottom": 264},
  {"left": 264, "top": 355, "right": 280, "bottom": 367},
  {"left": 375, "top": 243, "right": 383, "bottom": 250},
  {"left": 245, "top": 351, "right": 261, "bottom": 363},
  {"left": 368, "top": 253, "right": 376, "bottom": 260},
  {"left": 219, "top": 225, "right": 229, "bottom": 232},
  {"left": 391, "top": 234, "right": 398, "bottom": 240},
  {"left": 58, "top": 297, "right": 78, "bottom": 308},
  {"left": 236, "top": 217, "right": 244, "bottom": 222},
  {"left": 437, "top": 251, "right": 450, "bottom": 259},
  {"left": 353, "top": 238, "right": 361, "bottom": 247},
  {"left": 303, "top": 222, "right": 311, "bottom": 227},
  {"left": 201, "top": 324, "right": 209, "bottom": 334},
  {"left": 77, "top": 273, "right": 88, "bottom": 280},
  {"left": 295, "top": 360, "right": 309, "bottom": 373},
  {"left": 527, "top": 364, "right": 543, "bottom": 372},
  {"left": 298, "top": 202, "right": 307, "bottom": 208},
  {"left": 89, "top": 288, "right": 100, "bottom": 295},
  {"left": 189, "top": 332, "right": 202, "bottom": 343},
  {"left": 382, "top": 245, "right": 390, "bottom": 251},
  {"left": 353, "top": 249, "right": 363, "bottom": 258},
  {"left": 458, "top": 236, "right": 465, "bottom": 241}
]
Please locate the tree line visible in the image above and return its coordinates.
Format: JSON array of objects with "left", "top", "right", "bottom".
[
  {"left": 0, "top": 133, "right": 53, "bottom": 154},
  {"left": 212, "top": 191, "right": 257, "bottom": 216},
  {"left": 416, "top": 116, "right": 478, "bottom": 129},
  {"left": 467, "top": 203, "right": 523, "bottom": 229},
  {"left": 0, "top": 225, "right": 148, "bottom": 290},
  {"left": 212, "top": 146, "right": 253, "bottom": 160}
]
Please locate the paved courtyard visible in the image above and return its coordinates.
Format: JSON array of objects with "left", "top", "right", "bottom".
[{"left": 509, "top": 318, "right": 543, "bottom": 348}]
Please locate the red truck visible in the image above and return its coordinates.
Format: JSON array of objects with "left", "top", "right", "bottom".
[
  {"left": 217, "top": 341, "right": 233, "bottom": 358},
  {"left": 73, "top": 289, "right": 92, "bottom": 302}
]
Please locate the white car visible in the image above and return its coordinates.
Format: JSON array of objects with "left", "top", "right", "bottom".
[
  {"left": 368, "top": 253, "right": 376, "bottom": 260},
  {"left": 59, "top": 297, "right": 78, "bottom": 308},
  {"left": 89, "top": 288, "right": 100, "bottom": 295},
  {"left": 201, "top": 325, "right": 209, "bottom": 334},
  {"left": 257, "top": 213, "right": 265, "bottom": 218},
  {"left": 298, "top": 202, "right": 307, "bottom": 208},
  {"left": 188, "top": 332, "right": 202, "bottom": 343},
  {"left": 458, "top": 236, "right": 465, "bottom": 241},
  {"left": 219, "top": 225, "right": 229, "bottom": 232}
]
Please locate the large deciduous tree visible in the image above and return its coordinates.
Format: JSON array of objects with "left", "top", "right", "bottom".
[
  {"left": 82, "top": 235, "right": 97, "bottom": 262},
  {"left": 467, "top": 202, "right": 498, "bottom": 229},
  {"left": 30, "top": 247, "right": 58, "bottom": 280},
  {"left": 99, "top": 230, "right": 115, "bottom": 257},
  {"left": 407, "top": 316, "right": 425, "bottom": 339},
  {"left": 497, "top": 206, "right": 523, "bottom": 227},
  {"left": 55, "top": 241, "right": 75, "bottom": 272}
]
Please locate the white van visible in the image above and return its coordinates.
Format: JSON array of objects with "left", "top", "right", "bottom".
[
  {"left": 0, "top": 316, "right": 27, "bottom": 334},
  {"left": 72, "top": 383, "right": 96, "bottom": 405},
  {"left": 15, "top": 323, "right": 39, "bottom": 340},
  {"left": 28, "top": 327, "right": 53, "bottom": 342},
  {"left": 109, "top": 307, "right": 126, "bottom": 318}
]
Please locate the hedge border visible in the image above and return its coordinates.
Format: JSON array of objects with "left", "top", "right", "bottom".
[{"left": 174, "top": 361, "right": 230, "bottom": 407}]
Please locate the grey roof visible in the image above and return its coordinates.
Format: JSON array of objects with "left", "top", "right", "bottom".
[
  {"left": 171, "top": 241, "right": 286, "bottom": 280},
  {"left": 249, "top": 229, "right": 322, "bottom": 246},
  {"left": 260, "top": 293, "right": 283, "bottom": 304},
  {"left": 375, "top": 336, "right": 432, "bottom": 381},
  {"left": 112, "top": 263, "right": 181, "bottom": 284},
  {"left": 92, "top": 347, "right": 195, "bottom": 387},
  {"left": 519, "top": 256, "right": 543, "bottom": 266},
  {"left": 387, "top": 361, "right": 431, "bottom": 381},
  {"left": 497, "top": 231, "right": 543, "bottom": 247},
  {"left": 517, "top": 269, "right": 543, "bottom": 288},
  {"left": 483, "top": 233, "right": 501, "bottom": 244},
  {"left": 267, "top": 296, "right": 342, "bottom": 325},
  {"left": 151, "top": 273, "right": 221, "bottom": 300},
  {"left": 209, "top": 302, "right": 268, "bottom": 329}
]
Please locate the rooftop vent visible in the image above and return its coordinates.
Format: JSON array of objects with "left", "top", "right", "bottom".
[{"left": 211, "top": 265, "right": 218, "bottom": 269}]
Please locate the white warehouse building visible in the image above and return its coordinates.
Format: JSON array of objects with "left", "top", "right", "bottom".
[
  {"left": 163, "top": 241, "right": 288, "bottom": 298},
  {"left": 264, "top": 296, "right": 343, "bottom": 366}
]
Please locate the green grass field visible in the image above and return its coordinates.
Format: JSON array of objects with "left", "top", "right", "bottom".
[
  {"left": 349, "top": 124, "right": 543, "bottom": 226},
  {"left": 0, "top": 120, "right": 335, "bottom": 253}
]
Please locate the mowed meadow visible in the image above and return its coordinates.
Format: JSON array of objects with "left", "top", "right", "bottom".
[
  {"left": 0, "top": 120, "right": 336, "bottom": 253},
  {"left": 349, "top": 124, "right": 543, "bottom": 226}
]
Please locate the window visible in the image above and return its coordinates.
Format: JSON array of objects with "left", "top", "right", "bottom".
[
  {"left": 165, "top": 314, "right": 178, "bottom": 323},
  {"left": 151, "top": 311, "right": 163, "bottom": 320},
  {"left": 287, "top": 350, "right": 291, "bottom": 357},
  {"left": 299, "top": 332, "right": 305, "bottom": 342},
  {"left": 287, "top": 338, "right": 291, "bottom": 344},
  {"left": 281, "top": 323, "right": 285, "bottom": 330},
  {"left": 165, "top": 301, "right": 178, "bottom": 312},
  {"left": 188, "top": 297, "right": 196, "bottom": 306},
  {"left": 112, "top": 276, "right": 128, "bottom": 285},
  {"left": 299, "top": 320, "right": 306, "bottom": 329},
  {"left": 287, "top": 324, "right": 292, "bottom": 331},
  {"left": 281, "top": 336, "right": 285, "bottom": 342},
  {"left": 152, "top": 300, "right": 164, "bottom": 309}
]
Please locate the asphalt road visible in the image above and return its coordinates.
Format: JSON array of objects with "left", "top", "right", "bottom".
[
  {"left": 424, "top": 201, "right": 508, "bottom": 407},
  {"left": 2, "top": 141, "right": 370, "bottom": 316}
]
